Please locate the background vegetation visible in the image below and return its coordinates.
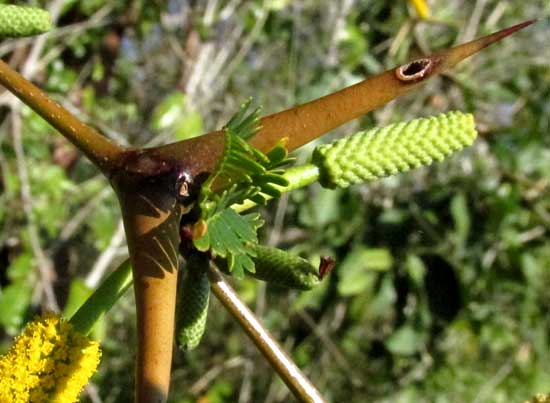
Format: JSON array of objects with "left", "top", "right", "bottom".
[{"left": 0, "top": 1, "right": 549, "bottom": 402}]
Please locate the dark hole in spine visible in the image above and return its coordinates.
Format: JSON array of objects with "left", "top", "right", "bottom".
[
  {"left": 395, "top": 58, "right": 433, "bottom": 82},
  {"left": 404, "top": 59, "right": 430, "bottom": 75}
]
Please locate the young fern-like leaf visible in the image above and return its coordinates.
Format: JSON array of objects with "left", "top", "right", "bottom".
[
  {"left": 0, "top": 5, "right": 51, "bottom": 38},
  {"left": 312, "top": 111, "right": 477, "bottom": 188},
  {"left": 225, "top": 99, "right": 262, "bottom": 141},
  {"left": 193, "top": 101, "right": 292, "bottom": 278},
  {"left": 200, "top": 100, "right": 292, "bottom": 209},
  {"left": 193, "top": 209, "right": 263, "bottom": 278},
  {"left": 177, "top": 254, "right": 210, "bottom": 351}
]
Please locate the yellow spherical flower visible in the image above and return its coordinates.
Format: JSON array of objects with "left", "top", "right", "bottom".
[{"left": 0, "top": 313, "right": 101, "bottom": 403}]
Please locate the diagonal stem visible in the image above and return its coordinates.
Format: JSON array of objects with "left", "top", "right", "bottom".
[
  {"left": 10, "top": 108, "right": 59, "bottom": 311},
  {"left": 0, "top": 59, "right": 124, "bottom": 175},
  {"left": 208, "top": 265, "right": 327, "bottom": 403}
]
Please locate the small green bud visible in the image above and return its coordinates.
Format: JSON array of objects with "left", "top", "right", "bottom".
[
  {"left": 248, "top": 244, "right": 325, "bottom": 290},
  {"left": 0, "top": 5, "right": 52, "bottom": 38},
  {"left": 177, "top": 255, "right": 210, "bottom": 351},
  {"left": 312, "top": 111, "right": 477, "bottom": 188}
]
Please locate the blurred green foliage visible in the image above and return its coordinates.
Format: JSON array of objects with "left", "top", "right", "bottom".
[{"left": 0, "top": 1, "right": 549, "bottom": 402}]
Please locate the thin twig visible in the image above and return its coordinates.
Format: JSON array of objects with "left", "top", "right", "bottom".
[
  {"left": 472, "top": 357, "right": 514, "bottom": 403},
  {"left": 326, "top": 0, "right": 355, "bottom": 67},
  {"left": 207, "top": 6, "right": 268, "bottom": 105},
  {"left": 0, "top": 5, "right": 114, "bottom": 104},
  {"left": 48, "top": 185, "right": 111, "bottom": 256},
  {"left": 208, "top": 265, "right": 327, "bottom": 403},
  {"left": 85, "top": 220, "right": 126, "bottom": 288},
  {"left": 84, "top": 383, "right": 103, "bottom": 403},
  {"left": 238, "top": 193, "right": 291, "bottom": 403},
  {"left": 459, "top": 0, "right": 488, "bottom": 43},
  {"left": 21, "top": 0, "right": 65, "bottom": 78},
  {"left": 297, "top": 311, "right": 357, "bottom": 383},
  {"left": 10, "top": 107, "right": 59, "bottom": 311},
  {"left": 189, "top": 356, "right": 245, "bottom": 396}
]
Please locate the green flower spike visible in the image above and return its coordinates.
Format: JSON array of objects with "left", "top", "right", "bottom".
[
  {"left": 312, "top": 111, "right": 477, "bottom": 188},
  {"left": 248, "top": 245, "right": 322, "bottom": 290},
  {"left": 0, "top": 5, "right": 52, "bottom": 38},
  {"left": 177, "top": 254, "right": 210, "bottom": 351}
]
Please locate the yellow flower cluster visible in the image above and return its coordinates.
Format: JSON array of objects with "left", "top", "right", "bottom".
[
  {"left": 0, "top": 313, "right": 101, "bottom": 403},
  {"left": 522, "top": 394, "right": 550, "bottom": 403},
  {"left": 408, "top": 0, "right": 430, "bottom": 19}
]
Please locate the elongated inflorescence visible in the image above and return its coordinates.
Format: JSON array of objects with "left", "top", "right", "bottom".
[
  {"left": 177, "top": 255, "right": 210, "bottom": 351},
  {"left": 248, "top": 244, "right": 321, "bottom": 290},
  {"left": 312, "top": 111, "right": 477, "bottom": 188},
  {"left": 0, "top": 5, "right": 51, "bottom": 37}
]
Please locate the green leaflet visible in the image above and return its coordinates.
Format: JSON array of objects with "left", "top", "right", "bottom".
[
  {"left": 199, "top": 100, "right": 292, "bottom": 209},
  {"left": 193, "top": 209, "right": 263, "bottom": 279},
  {"left": 224, "top": 98, "right": 262, "bottom": 141},
  {"left": 177, "top": 254, "right": 210, "bottom": 351},
  {"left": 312, "top": 111, "right": 477, "bottom": 188},
  {"left": 194, "top": 100, "right": 292, "bottom": 278},
  {"left": 0, "top": 5, "right": 51, "bottom": 38},
  {"left": 247, "top": 245, "right": 322, "bottom": 290}
]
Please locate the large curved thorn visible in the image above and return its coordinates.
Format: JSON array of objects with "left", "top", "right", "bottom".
[{"left": 248, "top": 20, "right": 536, "bottom": 153}]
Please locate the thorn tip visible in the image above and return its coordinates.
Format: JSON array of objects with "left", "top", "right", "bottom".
[{"left": 441, "top": 19, "right": 537, "bottom": 69}]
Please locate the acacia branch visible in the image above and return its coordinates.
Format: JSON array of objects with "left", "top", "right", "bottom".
[
  {"left": 0, "top": 59, "right": 124, "bottom": 175},
  {"left": 208, "top": 265, "right": 327, "bottom": 403}
]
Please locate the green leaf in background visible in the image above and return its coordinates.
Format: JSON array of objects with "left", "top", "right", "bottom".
[
  {"left": 338, "top": 247, "right": 393, "bottom": 296},
  {"left": 368, "top": 274, "right": 397, "bottom": 321},
  {"left": 205, "top": 380, "right": 234, "bottom": 403},
  {"left": 0, "top": 283, "right": 32, "bottom": 335},
  {"left": 292, "top": 277, "right": 330, "bottom": 311},
  {"left": 405, "top": 254, "right": 426, "bottom": 287},
  {"left": 5, "top": 253, "right": 33, "bottom": 281},
  {"left": 385, "top": 324, "right": 425, "bottom": 356},
  {"left": 265, "top": 0, "right": 290, "bottom": 11},
  {"left": 299, "top": 186, "right": 342, "bottom": 228},
  {"left": 46, "top": 60, "right": 79, "bottom": 93},
  {"left": 88, "top": 198, "right": 119, "bottom": 250},
  {"left": 63, "top": 279, "right": 93, "bottom": 319},
  {"left": 30, "top": 164, "right": 75, "bottom": 238},
  {"left": 0, "top": 252, "right": 34, "bottom": 334},
  {"left": 339, "top": 23, "right": 368, "bottom": 69},
  {"left": 450, "top": 192, "right": 470, "bottom": 248},
  {"left": 150, "top": 91, "right": 204, "bottom": 140}
]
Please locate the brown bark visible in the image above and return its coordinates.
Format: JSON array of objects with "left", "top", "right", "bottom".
[{"left": 111, "top": 162, "right": 181, "bottom": 403}]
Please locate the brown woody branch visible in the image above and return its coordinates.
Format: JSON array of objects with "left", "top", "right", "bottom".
[
  {"left": 0, "top": 59, "right": 123, "bottom": 174},
  {"left": 208, "top": 265, "right": 327, "bottom": 403}
]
